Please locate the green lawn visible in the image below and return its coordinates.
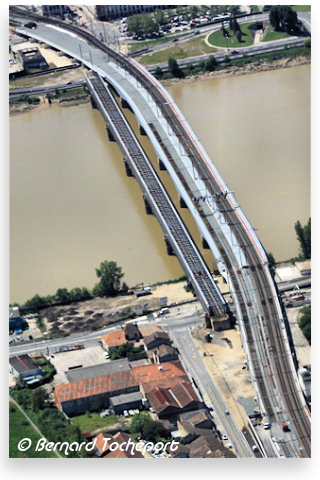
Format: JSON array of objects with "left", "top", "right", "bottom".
[
  {"left": 139, "top": 34, "right": 216, "bottom": 65},
  {"left": 208, "top": 22, "right": 255, "bottom": 49},
  {"left": 9, "top": 403, "right": 57, "bottom": 458},
  {"left": 250, "top": 5, "right": 261, "bottom": 13},
  {"left": 71, "top": 412, "right": 118, "bottom": 433},
  {"left": 291, "top": 5, "right": 311, "bottom": 12},
  {"left": 262, "top": 26, "right": 291, "bottom": 42},
  {"left": 130, "top": 33, "right": 189, "bottom": 54}
]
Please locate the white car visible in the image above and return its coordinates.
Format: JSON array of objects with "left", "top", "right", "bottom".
[
  {"left": 104, "top": 352, "right": 110, "bottom": 359},
  {"left": 222, "top": 434, "right": 228, "bottom": 441}
]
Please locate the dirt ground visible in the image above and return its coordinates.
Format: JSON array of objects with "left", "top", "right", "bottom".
[
  {"left": 41, "top": 281, "right": 194, "bottom": 336},
  {"left": 192, "top": 325, "right": 256, "bottom": 430}
]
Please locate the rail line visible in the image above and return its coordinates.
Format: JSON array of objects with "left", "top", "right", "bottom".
[
  {"left": 10, "top": 7, "right": 311, "bottom": 457},
  {"left": 86, "top": 72, "right": 226, "bottom": 318}
]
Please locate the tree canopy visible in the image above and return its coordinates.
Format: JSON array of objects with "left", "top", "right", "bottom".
[
  {"left": 269, "top": 5, "right": 298, "bottom": 33},
  {"left": 294, "top": 218, "right": 311, "bottom": 260},
  {"left": 126, "top": 13, "right": 159, "bottom": 38},
  {"left": 298, "top": 306, "right": 311, "bottom": 344},
  {"left": 93, "top": 260, "right": 124, "bottom": 296}
]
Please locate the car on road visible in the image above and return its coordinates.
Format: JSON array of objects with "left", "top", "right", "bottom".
[
  {"left": 227, "top": 443, "right": 233, "bottom": 449},
  {"left": 231, "top": 49, "right": 239, "bottom": 54},
  {"left": 263, "top": 422, "right": 271, "bottom": 430},
  {"left": 50, "top": 354, "right": 55, "bottom": 358},
  {"left": 172, "top": 38, "right": 179, "bottom": 42},
  {"left": 222, "top": 434, "right": 228, "bottom": 441},
  {"left": 252, "top": 445, "right": 258, "bottom": 452},
  {"left": 225, "top": 408, "right": 230, "bottom": 415}
]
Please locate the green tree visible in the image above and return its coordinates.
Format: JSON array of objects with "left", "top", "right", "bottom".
[
  {"left": 32, "top": 387, "right": 49, "bottom": 411},
  {"left": 188, "top": 5, "right": 199, "bottom": 19},
  {"left": 23, "top": 294, "right": 48, "bottom": 309},
  {"left": 93, "top": 260, "right": 124, "bottom": 296},
  {"left": 153, "top": 8, "right": 165, "bottom": 26},
  {"left": 154, "top": 66, "right": 163, "bottom": 79},
  {"left": 130, "top": 412, "right": 152, "bottom": 437},
  {"left": 55, "top": 288, "right": 70, "bottom": 304},
  {"left": 168, "top": 57, "right": 183, "bottom": 78},
  {"left": 295, "top": 218, "right": 311, "bottom": 260},
  {"left": 143, "top": 420, "right": 169, "bottom": 442},
  {"left": 267, "top": 252, "right": 276, "bottom": 268},
  {"left": 269, "top": 5, "right": 298, "bottom": 33},
  {"left": 298, "top": 306, "right": 311, "bottom": 344}
]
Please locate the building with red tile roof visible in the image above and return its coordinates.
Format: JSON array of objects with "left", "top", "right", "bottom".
[
  {"left": 145, "top": 381, "right": 201, "bottom": 418},
  {"left": 54, "top": 361, "right": 190, "bottom": 415},
  {"left": 93, "top": 432, "right": 144, "bottom": 458},
  {"left": 102, "top": 330, "right": 126, "bottom": 351}
]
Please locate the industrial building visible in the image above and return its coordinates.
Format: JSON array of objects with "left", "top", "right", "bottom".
[
  {"left": 54, "top": 361, "right": 192, "bottom": 416},
  {"left": 42, "top": 5, "right": 69, "bottom": 18},
  {"left": 18, "top": 47, "right": 48, "bottom": 71},
  {"left": 66, "top": 358, "right": 130, "bottom": 382},
  {"left": 109, "top": 391, "right": 143, "bottom": 415},
  {"left": 144, "top": 381, "right": 201, "bottom": 418}
]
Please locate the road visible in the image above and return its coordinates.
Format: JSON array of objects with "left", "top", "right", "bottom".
[
  {"left": 9, "top": 81, "right": 86, "bottom": 97},
  {"left": 161, "top": 319, "right": 254, "bottom": 458}
]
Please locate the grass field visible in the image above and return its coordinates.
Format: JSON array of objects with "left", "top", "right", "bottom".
[
  {"left": 138, "top": 34, "right": 216, "bottom": 65},
  {"left": 71, "top": 412, "right": 118, "bottom": 433},
  {"left": 9, "top": 403, "right": 57, "bottom": 458},
  {"left": 208, "top": 22, "right": 255, "bottom": 48},
  {"left": 291, "top": 5, "right": 311, "bottom": 12},
  {"left": 130, "top": 33, "right": 189, "bottom": 53},
  {"left": 262, "top": 26, "right": 291, "bottom": 42}
]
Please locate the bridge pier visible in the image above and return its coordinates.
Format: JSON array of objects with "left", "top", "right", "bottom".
[
  {"left": 123, "top": 158, "right": 134, "bottom": 177},
  {"left": 139, "top": 124, "right": 147, "bottom": 136},
  {"left": 120, "top": 97, "right": 130, "bottom": 109},
  {"left": 90, "top": 96, "right": 98, "bottom": 109},
  {"left": 202, "top": 237, "right": 210, "bottom": 249},
  {"left": 164, "top": 236, "right": 175, "bottom": 256},
  {"left": 143, "top": 195, "right": 153, "bottom": 215},
  {"left": 106, "top": 125, "right": 115, "bottom": 142},
  {"left": 179, "top": 195, "right": 188, "bottom": 209},
  {"left": 158, "top": 158, "right": 166, "bottom": 171}
]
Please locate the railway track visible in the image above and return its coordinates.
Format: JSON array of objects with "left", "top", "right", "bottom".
[
  {"left": 86, "top": 73, "right": 226, "bottom": 318},
  {"left": 10, "top": 7, "right": 311, "bottom": 457}
]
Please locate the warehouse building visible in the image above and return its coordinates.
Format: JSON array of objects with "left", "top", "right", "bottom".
[
  {"left": 66, "top": 358, "right": 130, "bottom": 382},
  {"left": 54, "top": 361, "right": 191, "bottom": 416}
]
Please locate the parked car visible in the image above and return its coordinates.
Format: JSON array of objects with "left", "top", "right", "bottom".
[
  {"left": 222, "top": 434, "right": 228, "bottom": 441},
  {"left": 28, "top": 334, "right": 33, "bottom": 340},
  {"left": 17, "top": 336, "right": 24, "bottom": 341}
]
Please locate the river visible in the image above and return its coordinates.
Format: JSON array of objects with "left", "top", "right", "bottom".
[{"left": 10, "top": 64, "right": 310, "bottom": 304}]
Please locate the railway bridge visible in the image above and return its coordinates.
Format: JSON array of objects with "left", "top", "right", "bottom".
[{"left": 10, "top": 7, "right": 311, "bottom": 457}]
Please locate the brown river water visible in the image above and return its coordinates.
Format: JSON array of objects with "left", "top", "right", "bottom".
[{"left": 10, "top": 65, "right": 310, "bottom": 304}]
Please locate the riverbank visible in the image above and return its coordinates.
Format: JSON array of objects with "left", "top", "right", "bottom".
[{"left": 161, "top": 54, "right": 310, "bottom": 87}]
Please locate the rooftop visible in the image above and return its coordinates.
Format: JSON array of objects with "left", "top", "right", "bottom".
[
  {"left": 102, "top": 330, "right": 126, "bottom": 348},
  {"left": 66, "top": 358, "right": 130, "bottom": 382},
  {"left": 55, "top": 361, "right": 189, "bottom": 407},
  {"left": 146, "top": 380, "right": 200, "bottom": 415},
  {"left": 138, "top": 325, "right": 164, "bottom": 338},
  {"left": 9, "top": 355, "right": 39, "bottom": 374},
  {"left": 109, "top": 391, "right": 143, "bottom": 407}
]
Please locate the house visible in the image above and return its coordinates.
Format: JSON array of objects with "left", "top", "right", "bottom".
[
  {"left": 149, "top": 344, "right": 178, "bottom": 364},
  {"left": 178, "top": 409, "right": 213, "bottom": 430},
  {"left": 9, "top": 355, "right": 44, "bottom": 383},
  {"left": 102, "top": 330, "right": 126, "bottom": 352},
  {"left": 188, "top": 434, "right": 235, "bottom": 458},
  {"left": 109, "top": 391, "right": 143, "bottom": 415},
  {"left": 124, "top": 323, "right": 141, "bottom": 342},
  {"left": 94, "top": 432, "right": 143, "bottom": 458},
  {"left": 143, "top": 331, "right": 171, "bottom": 351},
  {"left": 54, "top": 361, "right": 190, "bottom": 416},
  {"left": 138, "top": 325, "right": 164, "bottom": 338},
  {"left": 145, "top": 381, "right": 201, "bottom": 418}
]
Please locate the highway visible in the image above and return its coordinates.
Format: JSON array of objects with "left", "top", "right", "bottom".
[{"left": 9, "top": 7, "right": 311, "bottom": 457}]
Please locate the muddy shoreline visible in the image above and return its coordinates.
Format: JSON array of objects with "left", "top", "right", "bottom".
[{"left": 9, "top": 55, "right": 310, "bottom": 115}]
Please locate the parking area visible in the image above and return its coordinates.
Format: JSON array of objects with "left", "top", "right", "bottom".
[
  {"left": 9, "top": 315, "right": 43, "bottom": 345},
  {"left": 49, "top": 345, "right": 106, "bottom": 385}
]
